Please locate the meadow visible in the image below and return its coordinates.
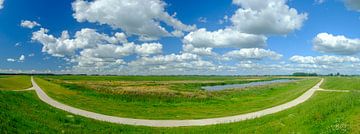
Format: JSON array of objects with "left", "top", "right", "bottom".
[
  {"left": 1, "top": 75, "right": 360, "bottom": 133},
  {"left": 0, "top": 75, "right": 32, "bottom": 90},
  {"left": 0, "top": 86, "right": 359, "bottom": 133},
  {"left": 35, "top": 76, "right": 319, "bottom": 119},
  {"left": 321, "top": 77, "right": 360, "bottom": 90}
]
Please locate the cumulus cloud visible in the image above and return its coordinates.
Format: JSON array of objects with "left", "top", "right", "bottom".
[
  {"left": 182, "top": 44, "right": 214, "bottom": 56},
  {"left": 26, "top": 0, "right": 314, "bottom": 75},
  {"left": 20, "top": 20, "right": 41, "bottom": 29},
  {"left": 7, "top": 55, "right": 25, "bottom": 62},
  {"left": 231, "top": 0, "right": 307, "bottom": 35},
  {"left": 125, "top": 53, "right": 222, "bottom": 74},
  {"left": 344, "top": 0, "right": 360, "bottom": 12},
  {"left": 19, "top": 55, "right": 25, "bottom": 61},
  {"left": 313, "top": 33, "right": 360, "bottom": 55},
  {"left": 290, "top": 55, "right": 360, "bottom": 64},
  {"left": 224, "top": 48, "right": 282, "bottom": 60},
  {"left": 0, "top": 0, "right": 3, "bottom": 9},
  {"left": 181, "top": 0, "right": 305, "bottom": 60},
  {"left": 135, "top": 43, "right": 163, "bottom": 56},
  {"left": 183, "top": 28, "right": 266, "bottom": 49},
  {"left": 32, "top": 28, "right": 128, "bottom": 57},
  {"left": 129, "top": 53, "right": 199, "bottom": 66},
  {"left": 72, "top": 0, "right": 196, "bottom": 41},
  {"left": 32, "top": 28, "right": 163, "bottom": 68}
]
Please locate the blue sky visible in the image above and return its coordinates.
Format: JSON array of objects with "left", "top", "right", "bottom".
[{"left": 1, "top": 0, "right": 360, "bottom": 75}]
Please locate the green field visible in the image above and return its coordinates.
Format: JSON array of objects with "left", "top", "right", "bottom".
[
  {"left": 0, "top": 75, "right": 32, "bottom": 90},
  {"left": 0, "top": 88, "right": 359, "bottom": 133},
  {"left": 1, "top": 76, "right": 360, "bottom": 133},
  {"left": 321, "top": 77, "right": 360, "bottom": 90},
  {"left": 34, "top": 76, "right": 319, "bottom": 119}
]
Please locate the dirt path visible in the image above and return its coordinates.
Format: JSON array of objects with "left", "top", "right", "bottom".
[{"left": 31, "top": 77, "right": 323, "bottom": 127}]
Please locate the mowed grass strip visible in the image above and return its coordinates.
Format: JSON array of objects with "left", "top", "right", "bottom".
[
  {"left": 1, "top": 90, "right": 359, "bottom": 133},
  {"left": 321, "top": 77, "right": 360, "bottom": 90},
  {"left": 35, "top": 77, "right": 320, "bottom": 120},
  {"left": 0, "top": 75, "right": 32, "bottom": 90}
]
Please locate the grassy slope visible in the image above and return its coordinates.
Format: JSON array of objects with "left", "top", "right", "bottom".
[
  {"left": 45, "top": 75, "right": 269, "bottom": 81},
  {"left": 321, "top": 77, "right": 360, "bottom": 90},
  {"left": 1, "top": 91, "right": 359, "bottom": 133},
  {"left": 0, "top": 91, "right": 153, "bottom": 133},
  {"left": 35, "top": 77, "right": 320, "bottom": 119},
  {"left": 0, "top": 75, "right": 32, "bottom": 90}
]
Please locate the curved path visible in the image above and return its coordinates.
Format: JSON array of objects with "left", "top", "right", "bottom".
[
  {"left": 14, "top": 87, "right": 34, "bottom": 92},
  {"left": 31, "top": 77, "right": 323, "bottom": 127}
]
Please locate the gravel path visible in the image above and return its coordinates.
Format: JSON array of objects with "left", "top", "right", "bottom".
[{"left": 31, "top": 77, "right": 323, "bottom": 127}]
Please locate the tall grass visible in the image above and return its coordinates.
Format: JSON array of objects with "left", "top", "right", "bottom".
[{"left": 35, "top": 77, "right": 320, "bottom": 119}]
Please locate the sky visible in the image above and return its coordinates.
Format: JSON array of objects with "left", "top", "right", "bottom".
[{"left": 1, "top": 0, "right": 360, "bottom": 75}]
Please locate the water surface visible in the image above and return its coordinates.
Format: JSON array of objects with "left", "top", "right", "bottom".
[{"left": 202, "top": 79, "right": 296, "bottom": 91}]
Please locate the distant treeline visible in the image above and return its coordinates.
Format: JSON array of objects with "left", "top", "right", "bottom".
[
  {"left": 292, "top": 72, "right": 354, "bottom": 77},
  {"left": 292, "top": 72, "right": 318, "bottom": 76},
  {"left": 0, "top": 72, "right": 357, "bottom": 77}
]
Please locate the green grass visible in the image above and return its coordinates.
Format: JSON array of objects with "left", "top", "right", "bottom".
[
  {"left": 0, "top": 75, "right": 32, "bottom": 90},
  {"left": 321, "top": 77, "right": 360, "bottom": 90},
  {"left": 44, "top": 75, "right": 274, "bottom": 81},
  {"left": 35, "top": 77, "right": 320, "bottom": 119},
  {"left": 0, "top": 91, "right": 153, "bottom": 133},
  {"left": 1, "top": 90, "right": 359, "bottom": 133}
]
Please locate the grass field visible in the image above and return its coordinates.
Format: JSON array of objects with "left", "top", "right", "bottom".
[
  {"left": 1, "top": 89, "right": 359, "bottom": 133},
  {"left": 34, "top": 76, "right": 319, "bottom": 119},
  {"left": 0, "top": 75, "right": 32, "bottom": 90},
  {"left": 322, "top": 77, "right": 360, "bottom": 90},
  {"left": 2, "top": 76, "right": 360, "bottom": 133}
]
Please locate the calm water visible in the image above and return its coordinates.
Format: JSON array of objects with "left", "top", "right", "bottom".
[{"left": 202, "top": 79, "right": 296, "bottom": 91}]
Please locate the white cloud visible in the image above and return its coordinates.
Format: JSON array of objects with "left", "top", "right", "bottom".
[
  {"left": 75, "top": 43, "right": 134, "bottom": 67},
  {"left": 224, "top": 48, "right": 282, "bottom": 60},
  {"left": 19, "top": 55, "right": 25, "bottom": 61},
  {"left": 6, "top": 58, "right": 15, "bottom": 62},
  {"left": 72, "top": 0, "right": 196, "bottom": 41},
  {"left": 344, "top": 0, "right": 360, "bottom": 12},
  {"left": 6, "top": 55, "right": 25, "bottom": 62},
  {"left": 290, "top": 55, "right": 360, "bottom": 64},
  {"left": 313, "top": 33, "right": 360, "bottom": 55},
  {"left": 182, "top": 44, "right": 214, "bottom": 56},
  {"left": 135, "top": 43, "right": 163, "bottom": 56},
  {"left": 181, "top": 0, "right": 305, "bottom": 59},
  {"left": 15, "top": 42, "right": 21, "bottom": 47},
  {"left": 183, "top": 28, "right": 266, "bottom": 48},
  {"left": 125, "top": 53, "right": 223, "bottom": 74},
  {"left": 32, "top": 28, "right": 128, "bottom": 57},
  {"left": 0, "top": 0, "right": 4, "bottom": 9},
  {"left": 171, "top": 30, "right": 184, "bottom": 37},
  {"left": 129, "top": 53, "right": 199, "bottom": 66},
  {"left": 20, "top": 20, "right": 41, "bottom": 29},
  {"left": 32, "top": 27, "right": 163, "bottom": 68},
  {"left": 231, "top": 0, "right": 307, "bottom": 35}
]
